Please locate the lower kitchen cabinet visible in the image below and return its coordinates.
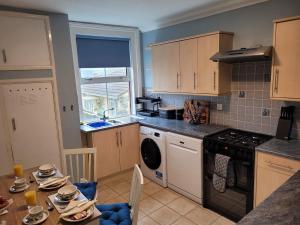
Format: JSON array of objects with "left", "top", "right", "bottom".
[
  {"left": 119, "top": 124, "right": 140, "bottom": 171},
  {"left": 254, "top": 151, "right": 300, "bottom": 207},
  {"left": 92, "top": 128, "right": 121, "bottom": 178},
  {"left": 86, "top": 123, "right": 140, "bottom": 178}
]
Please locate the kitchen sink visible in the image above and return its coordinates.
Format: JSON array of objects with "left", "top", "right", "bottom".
[
  {"left": 107, "top": 119, "right": 123, "bottom": 124},
  {"left": 87, "top": 121, "right": 112, "bottom": 128}
]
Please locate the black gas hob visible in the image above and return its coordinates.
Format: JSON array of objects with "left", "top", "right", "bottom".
[
  {"left": 203, "top": 129, "right": 272, "bottom": 222},
  {"left": 206, "top": 128, "right": 272, "bottom": 149}
]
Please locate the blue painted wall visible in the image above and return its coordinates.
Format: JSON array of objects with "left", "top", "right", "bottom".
[{"left": 142, "top": 0, "right": 300, "bottom": 89}]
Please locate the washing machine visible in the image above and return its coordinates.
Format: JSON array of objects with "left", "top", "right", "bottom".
[{"left": 140, "top": 126, "right": 167, "bottom": 187}]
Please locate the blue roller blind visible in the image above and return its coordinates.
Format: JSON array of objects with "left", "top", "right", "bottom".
[{"left": 76, "top": 35, "right": 130, "bottom": 68}]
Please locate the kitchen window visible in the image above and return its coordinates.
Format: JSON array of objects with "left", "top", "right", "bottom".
[
  {"left": 70, "top": 23, "right": 142, "bottom": 122},
  {"left": 79, "top": 67, "right": 131, "bottom": 122}
]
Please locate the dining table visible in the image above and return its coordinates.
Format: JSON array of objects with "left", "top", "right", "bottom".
[{"left": 0, "top": 168, "right": 101, "bottom": 225}]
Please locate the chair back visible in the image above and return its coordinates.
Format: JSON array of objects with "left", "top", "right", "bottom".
[
  {"left": 62, "top": 148, "right": 97, "bottom": 183},
  {"left": 128, "top": 164, "right": 144, "bottom": 225}
]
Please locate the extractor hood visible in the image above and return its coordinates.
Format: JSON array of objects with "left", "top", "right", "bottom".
[{"left": 210, "top": 46, "right": 272, "bottom": 63}]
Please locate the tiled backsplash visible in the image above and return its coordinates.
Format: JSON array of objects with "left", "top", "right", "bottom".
[{"left": 145, "top": 61, "right": 300, "bottom": 139}]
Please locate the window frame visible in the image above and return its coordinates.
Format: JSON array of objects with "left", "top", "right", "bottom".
[{"left": 69, "top": 22, "right": 142, "bottom": 121}]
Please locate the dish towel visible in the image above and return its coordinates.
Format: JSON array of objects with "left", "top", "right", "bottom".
[{"left": 213, "top": 154, "right": 235, "bottom": 193}]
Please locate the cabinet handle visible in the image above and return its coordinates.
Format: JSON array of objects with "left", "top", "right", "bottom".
[
  {"left": 177, "top": 73, "right": 179, "bottom": 89},
  {"left": 179, "top": 141, "right": 185, "bottom": 144},
  {"left": 2, "top": 49, "right": 7, "bottom": 63},
  {"left": 193, "top": 72, "right": 196, "bottom": 90},
  {"left": 213, "top": 71, "right": 216, "bottom": 91},
  {"left": 265, "top": 160, "right": 294, "bottom": 172},
  {"left": 274, "top": 69, "right": 279, "bottom": 93},
  {"left": 116, "top": 132, "right": 119, "bottom": 147},
  {"left": 11, "top": 118, "right": 16, "bottom": 131},
  {"left": 120, "top": 131, "right": 122, "bottom": 147}
]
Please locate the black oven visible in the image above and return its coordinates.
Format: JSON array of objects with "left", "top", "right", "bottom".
[
  {"left": 203, "top": 148, "right": 254, "bottom": 222},
  {"left": 203, "top": 129, "right": 272, "bottom": 222}
]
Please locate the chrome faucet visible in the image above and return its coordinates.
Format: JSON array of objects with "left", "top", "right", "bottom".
[{"left": 102, "top": 108, "right": 114, "bottom": 120}]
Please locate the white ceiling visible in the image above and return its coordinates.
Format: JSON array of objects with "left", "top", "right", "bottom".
[{"left": 0, "top": 0, "right": 267, "bottom": 31}]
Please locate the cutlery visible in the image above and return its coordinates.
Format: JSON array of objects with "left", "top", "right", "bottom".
[{"left": 45, "top": 200, "right": 54, "bottom": 211}]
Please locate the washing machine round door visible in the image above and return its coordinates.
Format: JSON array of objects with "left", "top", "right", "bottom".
[{"left": 141, "top": 138, "right": 161, "bottom": 170}]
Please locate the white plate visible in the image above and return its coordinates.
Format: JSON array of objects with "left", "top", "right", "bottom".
[
  {"left": 62, "top": 205, "right": 94, "bottom": 223},
  {"left": 37, "top": 169, "right": 56, "bottom": 178},
  {"left": 54, "top": 190, "right": 80, "bottom": 203},
  {"left": 0, "top": 199, "right": 13, "bottom": 212},
  {"left": 39, "top": 180, "right": 67, "bottom": 190},
  {"left": 23, "top": 210, "right": 49, "bottom": 225},
  {"left": 9, "top": 184, "right": 30, "bottom": 193}
]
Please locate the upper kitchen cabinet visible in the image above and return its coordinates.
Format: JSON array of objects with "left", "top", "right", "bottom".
[
  {"left": 151, "top": 31, "right": 233, "bottom": 95},
  {"left": 152, "top": 42, "right": 180, "bottom": 92},
  {"left": 179, "top": 38, "right": 198, "bottom": 93},
  {"left": 0, "top": 11, "right": 52, "bottom": 70},
  {"left": 197, "top": 33, "right": 233, "bottom": 95},
  {"left": 271, "top": 16, "right": 300, "bottom": 101}
]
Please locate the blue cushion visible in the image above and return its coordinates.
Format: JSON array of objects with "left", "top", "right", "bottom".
[
  {"left": 96, "top": 203, "right": 132, "bottom": 225},
  {"left": 74, "top": 182, "right": 97, "bottom": 200}
]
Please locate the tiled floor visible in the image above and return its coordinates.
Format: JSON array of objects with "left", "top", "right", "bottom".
[{"left": 96, "top": 170, "right": 236, "bottom": 225}]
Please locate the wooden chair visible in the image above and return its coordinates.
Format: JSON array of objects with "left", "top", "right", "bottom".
[
  {"left": 96, "top": 164, "right": 144, "bottom": 225},
  {"left": 62, "top": 148, "right": 97, "bottom": 200}
]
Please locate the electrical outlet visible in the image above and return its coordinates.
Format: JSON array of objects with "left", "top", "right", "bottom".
[
  {"left": 217, "top": 104, "right": 223, "bottom": 111},
  {"left": 262, "top": 108, "right": 270, "bottom": 116}
]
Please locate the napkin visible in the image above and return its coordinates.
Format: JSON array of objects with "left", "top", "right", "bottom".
[
  {"left": 59, "top": 200, "right": 96, "bottom": 218},
  {"left": 39, "top": 176, "right": 70, "bottom": 188}
]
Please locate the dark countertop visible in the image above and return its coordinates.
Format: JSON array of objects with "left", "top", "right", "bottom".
[
  {"left": 80, "top": 115, "right": 227, "bottom": 139},
  {"left": 238, "top": 170, "right": 300, "bottom": 225},
  {"left": 256, "top": 138, "right": 300, "bottom": 161},
  {"left": 139, "top": 116, "right": 227, "bottom": 139}
]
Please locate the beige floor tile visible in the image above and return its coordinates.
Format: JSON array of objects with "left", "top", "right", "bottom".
[
  {"left": 149, "top": 206, "right": 180, "bottom": 225},
  {"left": 152, "top": 188, "right": 180, "bottom": 205},
  {"left": 172, "top": 217, "right": 196, "bottom": 225},
  {"left": 97, "top": 183, "right": 109, "bottom": 192},
  {"left": 97, "top": 188, "right": 119, "bottom": 203},
  {"left": 212, "top": 217, "right": 236, "bottom": 225},
  {"left": 167, "top": 197, "right": 197, "bottom": 215},
  {"left": 143, "top": 182, "right": 164, "bottom": 195},
  {"left": 110, "top": 181, "right": 131, "bottom": 194},
  {"left": 103, "top": 195, "right": 127, "bottom": 204},
  {"left": 139, "top": 197, "right": 163, "bottom": 214},
  {"left": 122, "top": 191, "right": 149, "bottom": 201},
  {"left": 138, "top": 216, "right": 160, "bottom": 225},
  {"left": 138, "top": 210, "right": 146, "bottom": 220},
  {"left": 185, "top": 207, "right": 219, "bottom": 225},
  {"left": 143, "top": 177, "right": 151, "bottom": 184}
]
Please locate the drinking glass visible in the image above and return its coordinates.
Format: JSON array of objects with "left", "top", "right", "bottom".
[
  {"left": 24, "top": 191, "right": 37, "bottom": 209},
  {"left": 13, "top": 164, "right": 24, "bottom": 178}
]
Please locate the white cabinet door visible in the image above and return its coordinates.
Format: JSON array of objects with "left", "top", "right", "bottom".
[
  {"left": 1, "top": 82, "right": 61, "bottom": 170},
  {"left": 0, "top": 105, "right": 13, "bottom": 176},
  {"left": 0, "top": 12, "right": 52, "bottom": 70}
]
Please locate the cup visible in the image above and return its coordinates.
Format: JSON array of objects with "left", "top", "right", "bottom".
[
  {"left": 28, "top": 205, "right": 43, "bottom": 219},
  {"left": 14, "top": 178, "right": 26, "bottom": 188},
  {"left": 13, "top": 164, "right": 24, "bottom": 178},
  {"left": 25, "top": 191, "right": 37, "bottom": 208}
]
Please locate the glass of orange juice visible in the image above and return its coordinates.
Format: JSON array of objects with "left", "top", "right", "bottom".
[
  {"left": 25, "top": 190, "right": 37, "bottom": 208},
  {"left": 13, "top": 164, "right": 24, "bottom": 178}
]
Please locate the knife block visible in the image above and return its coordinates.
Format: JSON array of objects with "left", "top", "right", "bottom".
[{"left": 276, "top": 106, "right": 295, "bottom": 140}]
